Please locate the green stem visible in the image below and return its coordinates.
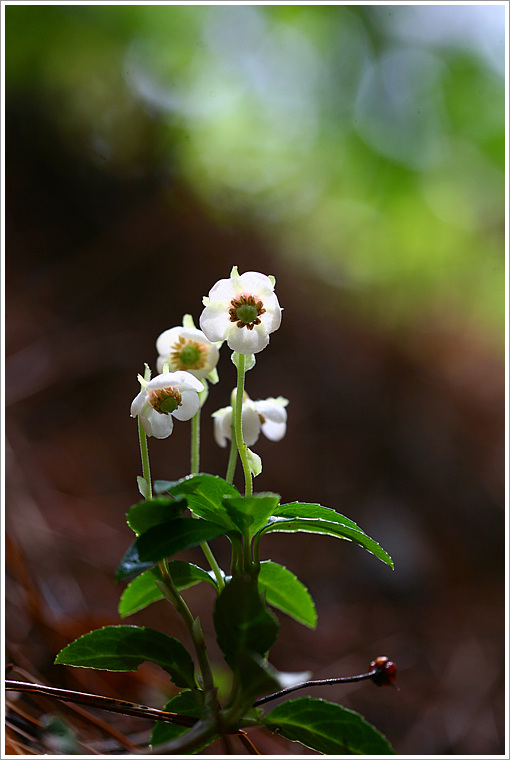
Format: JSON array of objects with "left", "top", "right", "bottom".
[
  {"left": 225, "top": 433, "right": 238, "bottom": 485},
  {"left": 138, "top": 418, "right": 152, "bottom": 499},
  {"left": 234, "top": 354, "right": 253, "bottom": 497},
  {"left": 158, "top": 559, "right": 216, "bottom": 694},
  {"left": 190, "top": 407, "right": 200, "bottom": 475},
  {"left": 190, "top": 407, "right": 225, "bottom": 591}
]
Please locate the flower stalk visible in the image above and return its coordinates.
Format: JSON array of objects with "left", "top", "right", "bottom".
[{"left": 234, "top": 353, "right": 253, "bottom": 497}]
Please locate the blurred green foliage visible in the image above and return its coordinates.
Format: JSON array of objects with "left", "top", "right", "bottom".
[{"left": 5, "top": 4, "right": 505, "bottom": 339}]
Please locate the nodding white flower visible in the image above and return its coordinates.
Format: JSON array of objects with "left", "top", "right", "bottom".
[
  {"left": 200, "top": 268, "right": 282, "bottom": 355},
  {"left": 156, "top": 325, "right": 220, "bottom": 381},
  {"left": 131, "top": 371, "right": 204, "bottom": 439},
  {"left": 213, "top": 395, "right": 288, "bottom": 448}
]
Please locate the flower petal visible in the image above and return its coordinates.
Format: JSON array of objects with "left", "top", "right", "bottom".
[
  {"left": 238, "top": 271, "right": 275, "bottom": 297},
  {"left": 172, "top": 389, "right": 200, "bottom": 421},
  {"left": 199, "top": 302, "right": 231, "bottom": 342},
  {"left": 261, "top": 418, "right": 287, "bottom": 441},
  {"left": 144, "top": 408, "right": 174, "bottom": 439},
  {"left": 226, "top": 322, "right": 269, "bottom": 354},
  {"left": 131, "top": 390, "right": 148, "bottom": 417},
  {"left": 213, "top": 407, "right": 232, "bottom": 448}
]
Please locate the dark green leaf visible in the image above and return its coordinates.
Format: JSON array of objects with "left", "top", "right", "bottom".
[
  {"left": 150, "top": 690, "right": 208, "bottom": 750},
  {"left": 274, "top": 502, "right": 363, "bottom": 532},
  {"left": 259, "top": 561, "right": 317, "bottom": 629},
  {"left": 262, "top": 697, "right": 395, "bottom": 754},
  {"left": 234, "top": 651, "right": 282, "bottom": 704},
  {"left": 118, "top": 562, "right": 217, "bottom": 618},
  {"left": 116, "top": 519, "right": 227, "bottom": 580},
  {"left": 222, "top": 493, "right": 280, "bottom": 538},
  {"left": 126, "top": 496, "right": 187, "bottom": 536},
  {"left": 260, "top": 517, "right": 393, "bottom": 569},
  {"left": 55, "top": 626, "right": 195, "bottom": 689},
  {"left": 155, "top": 474, "right": 241, "bottom": 531},
  {"left": 213, "top": 577, "right": 279, "bottom": 670}
]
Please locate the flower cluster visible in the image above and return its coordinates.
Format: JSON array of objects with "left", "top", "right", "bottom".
[{"left": 131, "top": 268, "right": 286, "bottom": 447}]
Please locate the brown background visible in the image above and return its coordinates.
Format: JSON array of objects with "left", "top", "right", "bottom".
[{"left": 5, "top": 96, "right": 505, "bottom": 755}]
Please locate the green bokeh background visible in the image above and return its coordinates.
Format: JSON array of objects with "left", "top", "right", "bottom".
[{"left": 6, "top": 3, "right": 505, "bottom": 339}]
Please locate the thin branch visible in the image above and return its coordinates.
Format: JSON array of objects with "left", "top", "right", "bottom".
[
  {"left": 5, "top": 680, "right": 197, "bottom": 727},
  {"left": 253, "top": 668, "right": 378, "bottom": 706}
]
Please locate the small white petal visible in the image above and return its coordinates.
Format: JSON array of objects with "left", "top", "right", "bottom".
[
  {"left": 131, "top": 390, "right": 147, "bottom": 417},
  {"left": 199, "top": 303, "right": 231, "bottom": 342},
  {"left": 261, "top": 418, "right": 287, "bottom": 441},
  {"left": 213, "top": 407, "right": 232, "bottom": 448},
  {"left": 207, "top": 277, "right": 238, "bottom": 302},
  {"left": 238, "top": 271, "right": 275, "bottom": 297},
  {"left": 240, "top": 403, "right": 262, "bottom": 446},
  {"left": 226, "top": 322, "right": 269, "bottom": 354},
  {"left": 144, "top": 408, "right": 174, "bottom": 439},
  {"left": 172, "top": 389, "right": 200, "bottom": 421},
  {"left": 255, "top": 400, "right": 288, "bottom": 424}
]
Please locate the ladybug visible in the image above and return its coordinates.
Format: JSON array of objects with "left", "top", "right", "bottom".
[{"left": 370, "top": 656, "right": 397, "bottom": 687}]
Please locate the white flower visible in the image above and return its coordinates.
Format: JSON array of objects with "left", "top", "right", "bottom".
[
  {"left": 131, "top": 371, "right": 204, "bottom": 439},
  {"left": 200, "top": 268, "right": 282, "bottom": 355},
  {"left": 156, "top": 325, "right": 220, "bottom": 380},
  {"left": 213, "top": 395, "right": 288, "bottom": 448}
]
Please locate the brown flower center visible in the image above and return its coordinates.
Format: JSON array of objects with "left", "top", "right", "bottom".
[
  {"left": 229, "top": 295, "right": 266, "bottom": 330},
  {"left": 149, "top": 387, "right": 182, "bottom": 415},
  {"left": 170, "top": 336, "right": 207, "bottom": 370}
]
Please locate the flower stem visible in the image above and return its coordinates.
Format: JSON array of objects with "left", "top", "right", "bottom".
[
  {"left": 158, "top": 559, "right": 216, "bottom": 694},
  {"left": 138, "top": 418, "right": 152, "bottom": 499},
  {"left": 225, "top": 434, "right": 238, "bottom": 485},
  {"left": 234, "top": 354, "right": 253, "bottom": 497},
  {"left": 190, "top": 408, "right": 225, "bottom": 591},
  {"left": 190, "top": 407, "right": 200, "bottom": 475}
]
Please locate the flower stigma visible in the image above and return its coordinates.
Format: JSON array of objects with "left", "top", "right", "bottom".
[
  {"left": 149, "top": 387, "right": 182, "bottom": 415},
  {"left": 229, "top": 295, "right": 266, "bottom": 330}
]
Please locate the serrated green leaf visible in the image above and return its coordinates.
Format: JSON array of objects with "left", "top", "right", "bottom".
[
  {"left": 126, "top": 496, "right": 187, "bottom": 536},
  {"left": 222, "top": 493, "right": 280, "bottom": 539},
  {"left": 55, "top": 626, "right": 195, "bottom": 689},
  {"left": 213, "top": 577, "right": 279, "bottom": 670},
  {"left": 150, "top": 690, "right": 209, "bottom": 750},
  {"left": 116, "top": 518, "right": 227, "bottom": 580},
  {"left": 259, "top": 561, "right": 317, "bottom": 629},
  {"left": 262, "top": 697, "right": 395, "bottom": 754},
  {"left": 154, "top": 474, "right": 241, "bottom": 531},
  {"left": 260, "top": 517, "right": 393, "bottom": 569},
  {"left": 274, "top": 502, "right": 363, "bottom": 532},
  {"left": 118, "top": 562, "right": 217, "bottom": 618}
]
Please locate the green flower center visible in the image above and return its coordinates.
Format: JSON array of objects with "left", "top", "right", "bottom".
[
  {"left": 229, "top": 295, "right": 266, "bottom": 331},
  {"left": 149, "top": 387, "right": 182, "bottom": 415},
  {"left": 170, "top": 336, "right": 207, "bottom": 370}
]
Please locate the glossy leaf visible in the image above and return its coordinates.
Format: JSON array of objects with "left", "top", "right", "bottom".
[
  {"left": 118, "top": 562, "right": 217, "bottom": 618},
  {"left": 259, "top": 561, "right": 317, "bottom": 629},
  {"left": 222, "top": 493, "right": 280, "bottom": 538},
  {"left": 260, "top": 516, "right": 393, "bottom": 569},
  {"left": 126, "top": 496, "right": 187, "bottom": 536},
  {"left": 213, "top": 577, "right": 279, "bottom": 670},
  {"left": 154, "top": 474, "right": 241, "bottom": 530},
  {"left": 274, "top": 502, "right": 363, "bottom": 532},
  {"left": 115, "top": 518, "right": 227, "bottom": 580},
  {"left": 262, "top": 697, "right": 395, "bottom": 754},
  {"left": 55, "top": 625, "right": 195, "bottom": 689}
]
